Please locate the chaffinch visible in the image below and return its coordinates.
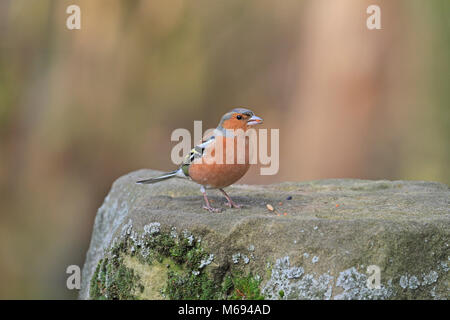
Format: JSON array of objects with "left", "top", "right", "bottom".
[{"left": 137, "top": 108, "right": 263, "bottom": 212}]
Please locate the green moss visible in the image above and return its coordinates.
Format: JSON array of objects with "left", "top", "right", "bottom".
[
  {"left": 165, "top": 271, "right": 222, "bottom": 299},
  {"left": 222, "top": 275, "right": 234, "bottom": 293},
  {"left": 227, "top": 272, "right": 264, "bottom": 300},
  {"left": 164, "top": 270, "right": 264, "bottom": 300},
  {"left": 90, "top": 260, "right": 104, "bottom": 299},
  {"left": 89, "top": 226, "right": 266, "bottom": 300},
  {"left": 90, "top": 256, "right": 143, "bottom": 300},
  {"left": 150, "top": 233, "right": 176, "bottom": 256}
]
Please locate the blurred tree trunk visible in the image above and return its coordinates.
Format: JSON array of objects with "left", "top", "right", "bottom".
[{"left": 284, "top": 0, "right": 408, "bottom": 180}]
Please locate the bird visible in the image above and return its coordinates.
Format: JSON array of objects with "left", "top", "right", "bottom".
[{"left": 137, "top": 107, "right": 263, "bottom": 212}]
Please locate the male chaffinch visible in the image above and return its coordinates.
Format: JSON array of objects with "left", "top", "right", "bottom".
[{"left": 137, "top": 108, "right": 263, "bottom": 212}]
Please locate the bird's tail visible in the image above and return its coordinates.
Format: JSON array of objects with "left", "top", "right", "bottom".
[{"left": 136, "top": 170, "right": 179, "bottom": 184}]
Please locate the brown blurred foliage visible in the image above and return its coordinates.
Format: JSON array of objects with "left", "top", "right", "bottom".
[{"left": 0, "top": 0, "right": 448, "bottom": 298}]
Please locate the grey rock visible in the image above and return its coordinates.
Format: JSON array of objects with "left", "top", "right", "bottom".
[{"left": 80, "top": 169, "right": 450, "bottom": 300}]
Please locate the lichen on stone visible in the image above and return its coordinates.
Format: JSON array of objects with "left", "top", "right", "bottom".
[
  {"left": 199, "top": 254, "right": 215, "bottom": 269},
  {"left": 232, "top": 253, "right": 241, "bottom": 264},
  {"left": 89, "top": 219, "right": 265, "bottom": 300},
  {"left": 334, "top": 267, "right": 393, "bottom": 300},
  {"left": 422, "top": 271, "right": 438, "bottom": 286},
  {"left": 262, "top": 256, "right": 334, "bottom": 300},
  {"left": 143, "top": 222, "right": 161, "bottom": 235}
]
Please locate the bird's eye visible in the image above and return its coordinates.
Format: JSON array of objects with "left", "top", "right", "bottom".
[{"left": 236, "top": 115, "right": 242, "bottom": 120}]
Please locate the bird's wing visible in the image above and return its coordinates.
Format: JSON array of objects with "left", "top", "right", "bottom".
[{"left": 180, "top": 135, "right": 215, "bottom": 177}]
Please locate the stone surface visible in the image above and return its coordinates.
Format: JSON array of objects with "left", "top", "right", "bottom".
[{"left": 80, "top": 169, "right": 450, "bottom": 300}]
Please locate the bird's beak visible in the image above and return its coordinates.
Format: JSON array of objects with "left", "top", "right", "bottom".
[{"left": 247, "top": 115, "right": 263, "bottom": 126}]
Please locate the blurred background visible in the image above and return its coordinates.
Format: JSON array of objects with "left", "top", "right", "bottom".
[{"left": 0, "top": 0, "right": 448, "bottom": 299}]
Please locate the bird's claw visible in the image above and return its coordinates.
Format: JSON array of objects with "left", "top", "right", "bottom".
[
  {"left": 225, "top": 202, "right": 243, "bottom": 209},
  {"left": 203, "top": 205, "right": 222, "bottom": 213}
]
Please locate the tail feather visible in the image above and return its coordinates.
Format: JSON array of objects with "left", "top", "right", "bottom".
[{"left": 136, "top": 170, "right": 178, "bottom": 184}]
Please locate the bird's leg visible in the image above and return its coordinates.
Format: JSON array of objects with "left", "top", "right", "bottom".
[
  {"left": 219, "top": 188, "right": 242, "bottom": 209},
  {"left": 201, "top": 186, "right": 221, "bottom": 213}
]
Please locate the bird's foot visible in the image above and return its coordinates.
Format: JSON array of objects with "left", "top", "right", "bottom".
[
  {"left": 219, "top": 188, "right": 242, "bottom": 209},
  {"left": 203, "top": 205, "right": 222, "bottom": 213},
  {"left": 225, "top": 201, "right": 243, "bottom": 209}
]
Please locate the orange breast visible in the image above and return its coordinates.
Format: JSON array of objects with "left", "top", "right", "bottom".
[{"left": 188, "top": 135, "right": 251, "bottom": 188}]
